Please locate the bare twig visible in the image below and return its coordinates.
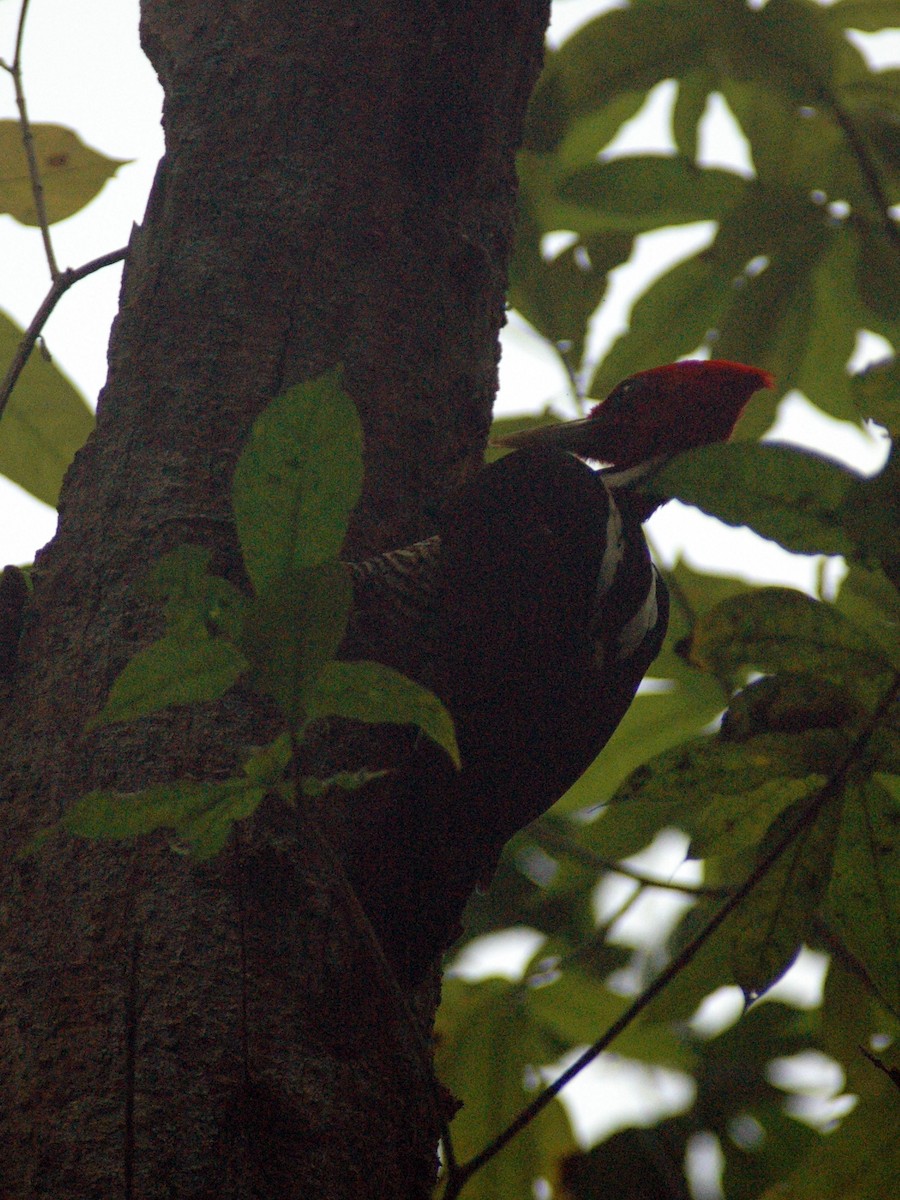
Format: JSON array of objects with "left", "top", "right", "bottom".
[
  {"left": 0, "top": 0, "right": 59, "bottom": 277},
  {"left": 0, "top": 246, "right": 128, "bottom": 421}
]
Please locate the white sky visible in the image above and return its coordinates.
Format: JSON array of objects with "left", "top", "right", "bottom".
[{"left": 0, "top": 0, "right": 896, "bottom": 581}]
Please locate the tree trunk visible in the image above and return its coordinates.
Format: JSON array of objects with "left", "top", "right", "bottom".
[{"left": 0, "top": 3, "right": 550, "bottom": 1195}]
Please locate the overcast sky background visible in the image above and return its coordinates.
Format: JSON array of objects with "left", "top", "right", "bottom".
[{"left": 0, "top": 0, "right": 897, "bottom": 1152}]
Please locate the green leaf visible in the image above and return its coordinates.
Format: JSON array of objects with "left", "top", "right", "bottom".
[
  {"left": 435, "top": 977, "right": 576, "bottom": 1200},
  {"left": 721, "top": 673, "right": 864, "bottom": 741},
  {"left": 763, "top": 1072, "right": 900, "bottom": 1199},
  {"left": 735, "top": 0, "right": 843, "bottom": 105},
  {"left": 587, "top": 226, "right": 747, "bottom": 400},
  {"left": 87, "top": 631, "right": 248, "bottom": 730},
  {"left": 855, "top": 216, "right": 900, "bottom": 323},
  {"left": 649, "top": 442, "right": 863, "bottom": 559},
  {"left": 673, "top": 71, "right": 716, "bottom": 161},
  {"left": 0, "top": 310, "right": 95, "bottom": 506},
  {"left": 687, "top": 588, "right": 891, "bottom": 685},
  {"left": 305, "top": 659, "right": 461, "bottom": 768},
  {"left": 522, "top": 2, "right": 702, "bottom": 153},
  {"left": 558, "top": 156, "right": 746, "bottom": 234},
  {"left": 554, "top": 92, "right": 649, "bottom": 171},
  {"left": 0, "top": 121, "right": 129, "bottom": 225},
  {"left": 699, "top": 191, "right": 833, "bottom": 421},
  {"left": 232, "top": 369, "right": 363, "bottom": 593},
  {"left": 835, "top": 561, "right": 900, "bottom": 670},
  {"left": 827, "top": 775, "right": 900, "bottom": 1016},
  {"left": 146, "top": 545, "right": 246, "bottom": 641},
  {"left": 849, "top": 356, "right": 899, "bottom": 438},
  {"left": 63, "top": 778, "right": 266, "bottom": 860},
  {"left": 526, "top": 967, "right": 690, "bottom": 1070},
  {"left": 730, "top": 785, "right": 843, "bottom": 1001},
  {"left": 241, "top": 559, "right": 352, "bottom": 724},
  {"left": 507, "top": 200, "right": 630, "bottom": 368},
  {"left": 827, "top": 0, "right": 900, "bottom": 33},
  {"left": 608, "top": 731, "right": 836, "bottom": 859},
  {"left": 300, "top": 768, "right": 388, "bottom": 797},
  {"left": 241, "top": 733, "right": 292, "bottom": 786},
  {"left": 839, "top": 447, "right": 900, "bottom": 582}
]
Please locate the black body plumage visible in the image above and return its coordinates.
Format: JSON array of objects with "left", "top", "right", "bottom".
[{"left": 345, "top": 448, "right": 668, "bottom": 981}]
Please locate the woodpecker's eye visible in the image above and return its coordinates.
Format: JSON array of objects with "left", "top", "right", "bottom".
[{"left": 604, "top": 377, "right": 643, "bottom": 410}]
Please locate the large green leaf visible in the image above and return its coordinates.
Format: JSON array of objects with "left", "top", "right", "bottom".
[
  {"left": 697, "top": 190, "right": 830, "bottom": 416},
  {"left": 87, "top": 631, "right": 248, "bottom": 730},
  {"left": 507, "top": 204, "right": 630, "bottom": 368},
  {"left": 687, "top": 588, "right": 891, "bottom": 685},
  {"left": 62, "top": 778, "right": 266, "bottom": 860},
  {"left": 721, "top": 0, "right": 844, "bottom": 105},
  {"left": 240, "top": 559, "right": 352, "bottom": 724},
  {"left": 0, "top": 121, "right": 128, "bottom": 225},
  {"left": 673, "top": 70, "right": 717, "bottom": 161},
  {"left": 760, "top": 1077, "right": 900, "bottom": 1200},
  {"left": 525, "top": 965, "right": 690, "bottom": 1070},
  {"left": 829, "top": 1, "right": 900, "bottom": 32},
  {"left": 558, "top": 156, "right": 746, "bottom": 235},
  {"left": 523, "top": 0, "right": 703, "bottom": 153},
  {"left": 827, "top": 775, "right": 900, "bottom": 1016},
  {"left": 86, "top": 546, "right": 250, "bottom": 728},
  {"left": 848, "top": 356, "right": 899, "bottom": 439},
  {"left": 0, "top": 310, "right": 95, "bottom": 506},
  {"left": 730, "top": 786, "right": 843, "bottom": 1001},
  {"left": 609, "top": 732, "right": 836, "bottom": 861},
  {"left": 650, "top": 443, "right": 864, "bottom": 559},
  {"left": 232, "top": 369, "right": 363, "bottom": 593},
  {"left": 587, "top": 187, "right": 780, "bottom": 399},
  {"left": 146, "top": 544, "right": 246, "bottom": 642},
  {"left": 834, "top": 561, "right": 900, "bottom": 668}
]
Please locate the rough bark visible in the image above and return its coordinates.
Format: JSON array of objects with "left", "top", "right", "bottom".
[{"left": 0, "top": 3, "right": 550, "bottom": 1196}]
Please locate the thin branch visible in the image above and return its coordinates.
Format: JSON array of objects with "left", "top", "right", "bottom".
[
  {"left": 443, "top": 673, "right": 900, "bottom": 1200},
  {"left": 532, "top": 820, "right": 729, "bottom": 898},
  {"left": 0, "top": 246, "right": 128, "bottom": 421},
  {"left": 0, "top": 0, "right": 58, "bottom": 277}
]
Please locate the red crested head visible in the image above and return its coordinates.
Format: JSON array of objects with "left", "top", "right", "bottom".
[{"left": 495, "top": 360, "right": 774, "bottom": 468}]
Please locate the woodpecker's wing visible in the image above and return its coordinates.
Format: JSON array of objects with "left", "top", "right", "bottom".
[{"left": 431, "top": 448, "right": 668, "bottom": 843}]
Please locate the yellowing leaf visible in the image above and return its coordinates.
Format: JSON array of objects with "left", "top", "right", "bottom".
[
  {"left": 0, "top": 309, "right": 94, "bottom": 506},
  {"left": 0, "top": 121, "right": 129, "bottom": 225}
]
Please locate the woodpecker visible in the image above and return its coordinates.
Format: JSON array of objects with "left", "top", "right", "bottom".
[{"left": 346, "top": 359, "right": 773, "bottom": 981}]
